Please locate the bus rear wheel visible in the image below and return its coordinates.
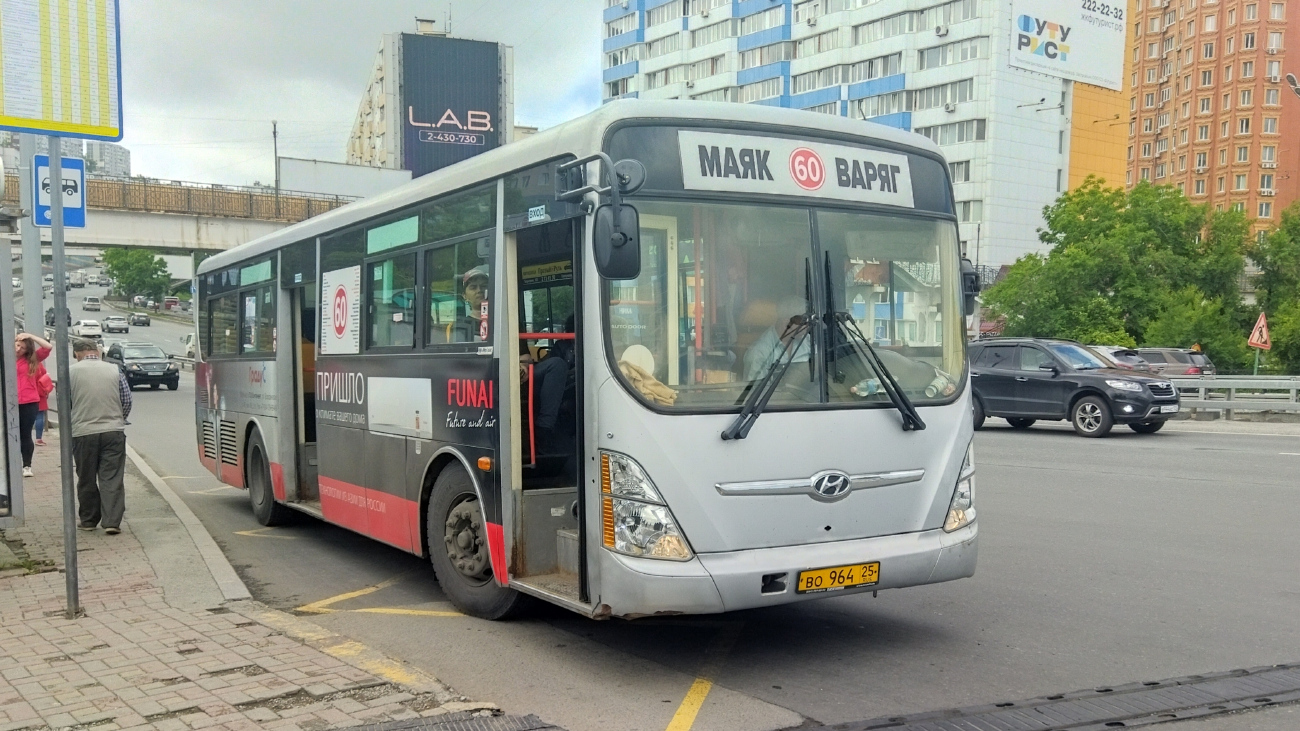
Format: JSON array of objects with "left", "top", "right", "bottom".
[
  {"left": 246, "top": 431, "right": 289, "bottom": 526},
  {"left": 427, "top": 466, "right": 529, "bottom": 620}
]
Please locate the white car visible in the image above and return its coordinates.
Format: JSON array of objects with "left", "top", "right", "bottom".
[
  {"left": 71, "top": 320, "right": 103, "bottom": 339},
  {"left": 82, "top": 296, "right": 102, "bottom": 311}
]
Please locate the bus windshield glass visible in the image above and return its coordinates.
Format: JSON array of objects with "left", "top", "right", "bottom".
[{"left": 605, "top": 199, "right": 964, "bottom": 412}]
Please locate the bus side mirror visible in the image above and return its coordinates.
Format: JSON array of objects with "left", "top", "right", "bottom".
[
  {"left": 960, "top": 257, "right": 980, "bottom": 316},
  {"left": 593, "top": 203, "right": 641, "bottom": 280}
]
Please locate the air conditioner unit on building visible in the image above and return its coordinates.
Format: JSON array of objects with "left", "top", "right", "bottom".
[
  {"left": 686, "top": 80, "right": 695, "bottom": 88},
  {"left": 1160, "top": 75, "right": 1170, "bottom": 83},
  {"left": 935, "top": 25, "right": 949, "bottom": 37},
  {"left": 944, "top": 102, "right": 957, "bottom": 112},
  {"left": 621, "top": 0, "right": 629, "bottom": 7},
  {"left": 1268, "top": 75, "right": 1281, "bottom": 82},
  {"left": 700, "top": 8, "right": 709, "bottom": 17},
  {"left": 1267, "top": 48, "right": 1278, "bottom": 54},
  {"left": 808, "top": 16, "right": 817, "bottom": 25},
  {"left": 1262, "top": 161, "right": 1277, "bottom": 169},
  {"left": 1260, "top": 189, "right": 1276, "bottom": 196},
  {"left": 1195, "top": 166, "right": 1208, "bottom": 173}
]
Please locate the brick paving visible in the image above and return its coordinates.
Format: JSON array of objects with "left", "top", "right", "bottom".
[{"left": 0, "top": 435, "right": 505, "bottom": 731}]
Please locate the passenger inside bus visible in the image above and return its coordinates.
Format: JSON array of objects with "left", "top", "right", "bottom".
[{"left": 455, "top": 265, "right": 489, "bottom": 343}]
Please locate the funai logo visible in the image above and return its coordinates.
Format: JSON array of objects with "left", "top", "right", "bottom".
[{"left": 1016, "top": 15, "right": 1072, "bottom": 61}]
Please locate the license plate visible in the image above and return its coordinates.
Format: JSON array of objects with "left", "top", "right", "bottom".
[
  {"left": 796, "top": 562, "right": 880, "bottom": 594},
  {"left": 1160, "top": 404, "right": 1179, "bottom": 413}
]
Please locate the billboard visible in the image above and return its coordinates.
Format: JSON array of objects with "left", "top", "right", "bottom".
[
  {"left": 401, "top": 34, "right": 503, "bottom": 177},
  {"left": 1008, "top": 0, "right": 1126, "bottom": 91},
  {"left": 279, "top": 157, "right": 412, "bottom": 198}
]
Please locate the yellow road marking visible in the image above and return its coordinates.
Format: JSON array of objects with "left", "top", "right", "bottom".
[
  {"left": 353, "top": 607, "right": 463, "bottom": 617},
  {"left": 664, "top": 622, "right": 744, "bottom": 731},
  {"left": 233, "top": 527, "right": 294, "bottom": 539},
  {"left": 295, "top": 573, "right": 411, "bottom": 614}
]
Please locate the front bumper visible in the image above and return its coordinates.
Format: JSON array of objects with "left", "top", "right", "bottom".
[
  {"left": 595, "top": 522, "right": 978, "bottom": 618},
  {"left": 1111, "top": 397, "right": 1180, "bottom": 423},
  {"left": 125, "top": 370, "right": 178, "bottom": 385}
]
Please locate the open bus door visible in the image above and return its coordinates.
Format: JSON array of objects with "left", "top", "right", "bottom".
[{"left": 502, "top": 219, "right": 585, "bottom": 604}]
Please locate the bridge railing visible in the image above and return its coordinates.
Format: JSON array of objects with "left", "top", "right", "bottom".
[
  {"left": 3, "top": 173, "right": 359, "bottom": 224},
  {"left": 1171, "top": 375, "right": 1300, "bottom": 417}
]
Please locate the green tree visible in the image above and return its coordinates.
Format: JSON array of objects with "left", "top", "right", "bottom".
[
  {"left": 1247, "top": 202, "right": 1300, "bottom": 314},
  {"left": 984, "top": 178, "right": 1249, "bottom": 363},
  {"left": 1143, "top": 287, "right": 1250, "bottom": 371},
  {"left": 1268, "top": 300, "right": 1300, "bottom": 373},
  {"left": 102, "top": 248, "right": 170, "bottom": 301}
]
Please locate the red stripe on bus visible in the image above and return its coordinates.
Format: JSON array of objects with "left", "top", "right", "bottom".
[
  {"left": 485, "top": 521, "right": 506, "bottom": 586},
  {"left": 221, "top": 459, "right": 245, "bottom": 489},
  {"left": 318, "top": 476, "right": 416, "bottom": 553},
  {"left": 270, "top": 462, "right": 286, "bottom": 501}
]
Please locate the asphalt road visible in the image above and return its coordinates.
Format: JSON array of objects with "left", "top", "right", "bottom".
[{"left": 118, "top": 368, "right": 1300, "bottom": 731}]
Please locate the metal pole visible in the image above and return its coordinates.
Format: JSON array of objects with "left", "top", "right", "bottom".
[
  {"left": 1253, "top": 347, "right": 1260, "bottom": 376},
  {"left": 47, "top": 143, "right": 79, "bottom": 619},
  {"left": 19, "top": 135, "right": 42, "bottom": 330},
  {"left": 272, "top": 120, "right": 280, "bottom": 218}
]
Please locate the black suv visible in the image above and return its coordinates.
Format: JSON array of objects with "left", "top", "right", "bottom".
[
  {"left": 969, "top": 338, "right": 1180, "bottom": 437},
  {"left": 104, "top": 342, "right": 180, "bottom": 390}
]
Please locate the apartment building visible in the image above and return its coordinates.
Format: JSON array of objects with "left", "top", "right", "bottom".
[
  {"left": 1126, "top": 0, "right": 1296, "bottom": 238},
  {"left": 601, "top": 0, "right": 1131, "bottom": 265}
]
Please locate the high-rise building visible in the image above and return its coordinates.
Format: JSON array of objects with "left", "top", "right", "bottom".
[
  {"left": 85, "top": 140, "right": 131, "bottom": 177},
  {"left": 601, "top": 0, "right": 1131, "bottom": 265},
  {"left": 1125, "top": 0, "right": 1294, "bottom": 239},
  {"left": 347, "top": 20, "right": 515, "bottom": 178}
]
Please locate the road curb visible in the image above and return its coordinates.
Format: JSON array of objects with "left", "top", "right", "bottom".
[{"left": 125, "top": 443, "right": 253, "bottom": 601}]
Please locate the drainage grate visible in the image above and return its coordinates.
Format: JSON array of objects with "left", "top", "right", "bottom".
[{"left": 828, "top": 663, "right": 1300, "bottom": 731}]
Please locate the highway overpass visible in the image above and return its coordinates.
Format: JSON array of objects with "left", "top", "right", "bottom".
[{"left": 2, "top": 173, "right": 358, "bottom": 254}]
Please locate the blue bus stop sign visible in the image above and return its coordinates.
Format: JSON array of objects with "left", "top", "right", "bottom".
[{"left": 33, "top": 155, "right": 86, "bottom": 228}]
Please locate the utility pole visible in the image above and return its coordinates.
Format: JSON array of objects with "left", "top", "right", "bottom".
[
  {"left": 272, "top": 120, "right": 280, "bottom": 218},
  {"left": 48, "top": 144, "right": 79, "bottom": 619}
]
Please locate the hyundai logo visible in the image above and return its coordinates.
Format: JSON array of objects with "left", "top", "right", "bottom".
[{"left": 809, "top": 470, "right": 853, "bottom": 502}]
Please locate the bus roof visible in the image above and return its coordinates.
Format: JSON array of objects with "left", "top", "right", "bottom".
[{"left": 197, "top": 100, "right": 943, "bottom": 277}]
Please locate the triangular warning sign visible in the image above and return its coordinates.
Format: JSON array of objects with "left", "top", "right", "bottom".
[{"left": 1249, "top": 312, "right": 1271, "bottom": 350}]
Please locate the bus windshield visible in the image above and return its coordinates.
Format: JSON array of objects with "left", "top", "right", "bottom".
[{"left": 605, "top": 199, "right": 964, "bottom": 412}]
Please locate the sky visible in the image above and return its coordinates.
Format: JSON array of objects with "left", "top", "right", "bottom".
[{"left": 119, "top": 0, "right": 602, "bottom": 186}]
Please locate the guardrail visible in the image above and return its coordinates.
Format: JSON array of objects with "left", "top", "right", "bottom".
[
  {"left": 170, "top": 355, "right": 195, "bottom": 371},
  {"left": 3, "top": 172, "right": 358, "bottom": 224},
  {"left": 1170, "top": 376, "right": 1300, "bottom": 418}
]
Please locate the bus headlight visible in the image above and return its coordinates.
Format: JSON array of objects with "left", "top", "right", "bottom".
[
  {"left": 600, "top": 451, "right": 693, "bottom": 560},
  {"left": 944, "top": 442, "right": 976, "bottom": 533}
]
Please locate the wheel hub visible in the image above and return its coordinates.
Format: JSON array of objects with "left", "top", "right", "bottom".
[
  {"left": 1077, "top": 403, "right": 1101, "bottom": 431},
  {"left": 444, "top": 498, "right": 491, "bottom": 580}
]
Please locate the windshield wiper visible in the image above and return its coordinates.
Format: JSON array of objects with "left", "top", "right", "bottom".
[
  {"left": 722, "top": 261, "right": 819, "bottom": 441},
  {"left": 823, "top": 255, "right": 925, "bottom": 432}
]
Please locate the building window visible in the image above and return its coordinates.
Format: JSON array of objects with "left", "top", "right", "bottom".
[
  {"left": 1223, "top": 93, "right": 1232, "bottom": 110},
  {"left": 1198, "top": 125, "right": 1210, "bottom": 141},
  {"left": 1227, "top": 36, "right": 1235, "bottom": 54},
  {"left": 909, "top": 79, "right": 975, "bottom": 111},
  {"left": 739, "top": 42, "right": 792, "bottom": 69},
  {"left": 1145, "top": 92, "right": 1156, "bottom": 107},
  {"left": 1261, "top": 173, "right": 1274, "bottom": 190},
  {"left": 739, "top": 77, "right": 783, "bottom": 102},
  {"left": 1259, "top": 202, "right": 1273, "bottom": 218},
  {"left": 1146, "top": 68, "right": 1157, "bottom": 83},
  {"left": 1221, "top": 120, "right": 1230, "bottom": 137},
  {"left": 647, "top": 2, "right": 682, "bottom": 27},
  {"left": 1203, "top": 42, "right": 1215, "bottom": 59},
  {"left": 606, "top": 13, "right": 639, "bottom": 38},
  {"left": 1262, "top": 145, "right": 1276, "bottom": 162},
  {"left": 1204, "top": 14, "right": 1218, "bottom": 31},
  {"left": 916, "top": 37, "right": 987, "bottom": 70},
  {"left": 1142, "top": 142, "right": 1153, "bottom": 157},
  {"left": 1179, "top": 155, "right": 1187, "bottom": 171},
  {"left": 1268, "top": 60, "right": 1281, "bottom": 79},
  {"left": 1237, "top": 146, "right": 1250, "bottom": 162},
  {"left": 1056, "top": 169, "right": 1063, "bottom": 192},
  {"left": 949, "top": 160, "right": 971, "bottom": 182},
  {"left": 1268, "top": 31, "right": 1283, "bottom": 50},
  {"left": 1141, "top": 168, "right": 1151, "bottom": 180},
  {"left": 1200, "top": 97, "right": 1212, "bottom": 113},
  {"left": 1127, "top": 145, "right": 1134, "bottom": 160},
  {"left": 1246, "top": 3, "right": 1258, "bottom": 20},
  {"left": 1224, "top": 64, "right": 1233, "bottom": 82},
  {"left": 1156, "top": 163, "right": 1167, "bottom": 179},
  {"left": 1243, "top": 33, "right": 1256, "bottom": 50},
  {"left": 914, "top": 119, "right": 987, "bottom": 145},
  {"left": 1144, "top": 117, "right": 1155, "bottom": 132},
  {"left": 607, "top": 78, "right": 632, "bottom": 98},
  {"left": 1234, "top": 174, "right": 1247, "bottom": 190},
  {"left": 1242, "top": 61, "right": 1255, "bottom": 79},
  {"left": 792, "top": 66, "right": 842, "bottom": 94},
  {"left": 853, "top": 90, "right": 906, "bottom": 118},
  {"left": 691, "top": 19, "right": 738, "bottom": 47},
  {"left": 1266, "top": 88, "right": 1280, "bottom": 105},
  {"left": 1263, "top": 117, "right": 1278, "bottom": 133},
  {"left": 1185, "top": 75, "right": 1192, "bottom": 91},
  {"left": 1232, "top": 203, "right": 1245, "bottom": 213},
  {"left": 853, "top": 10, "right": 916, "bottom": 44},
  {"left": 1217, "top": 176, "right": 1226, "bottom": 192},
  {"left": 1201, "top": 70, "right": 1213, "bottom": 86},
  {"left": 850, "top": 52, "right": 903, "bottom": 81},
  {"left": 1132, "top": 97, "right": 1138, "bottom": 112},
  {"left": 740, "top": 5, "right": 786, "bottom": 35},
  {"left": 795, "top": 29, "right": 841, "bottom": 58},
  {"left": 646, "top": 33, "right": 684, "bottom": 59},
  {"left": 804, "top": 101, "right": 840, "bottom": 115},
  {"left": 691, "top": 87, "right": 737, "bottom": 102},
  {"left": 1127, "top": 170, "right": 1133, "bottom": 185},
  {"left": 1220, "top": 148, "right": 1228, "bottom": 165},
  {"left": 1270, "top": 2, "right": 1284, "bottom": 20},
  {"left": 1148, "top": 42, "right": 1159, "bottom": 58},
  {"left": 1181, "top": 101, "right": 1190, "bottom": 118},
  {"left": 1195, "top": 179, "right": 1207, "bottom": 194},
  {"left": 957, "top": 200, "right": 983, "bottom": 222},
  {"left": 1196, "top": 150, "right": 1208, "bottom": 168},
  {"left": 1241, "top": 89, "right": 1253, "bottom": 107},
  {"left": 1181, "top": 128, "right": 1189, "bottom": 144}
]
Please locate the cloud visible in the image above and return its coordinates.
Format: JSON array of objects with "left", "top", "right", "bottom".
[{"left": 119, "top": 0, "right": 601, "bottom": 185}]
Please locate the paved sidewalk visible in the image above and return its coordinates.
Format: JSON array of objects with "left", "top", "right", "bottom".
[{"left": 0, "top": 435, "right": 557, "bottom": 731}]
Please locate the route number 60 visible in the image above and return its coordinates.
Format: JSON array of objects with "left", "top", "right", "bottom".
[{"left": 789, "top": 148, "right": 825, "bottom": 191}]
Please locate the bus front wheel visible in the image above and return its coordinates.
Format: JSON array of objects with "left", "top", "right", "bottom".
[
  {"left": 427, "top": 466, "right": 529, "bottom": 620},
  {"left": 246, "top": 430, "right": 289, "bottom": 526}
]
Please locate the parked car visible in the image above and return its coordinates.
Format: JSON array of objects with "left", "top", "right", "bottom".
[
  {"left": 132, "top": 295, "right": 146, "bottom": 307},
  {"left": 969, "top": 338, "right": 1181, "bottom": 437},
  {"left": 1136, "top": 348, "right": 1216, "bottom": 376},
  {"left": 70, "top": 320, "right": 103, "bottom": 339},
  {"left": 82, "top": 296, "right": 101, "bottom": 311},
  {"left": 1088, "top": 345, "right": 1151, "bottom": 371},
  {"left": 180, "top": 333, "right": 197, "bottom": 359},
  {"left": 104, "top": 342, "right": 179, "bottom": 391},
  {"left": 128, "top": 312, "right": 151, "bottom": 326},
  {"left": 101, "top": 315, "right": 130, "bottom": 334},
  {"left": 45, "top": 307, "right": 71, "bottom": 327}
]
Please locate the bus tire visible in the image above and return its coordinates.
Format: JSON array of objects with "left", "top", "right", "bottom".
[
  {"left": 427, "top": 466, "right": 530, "bottom": 620},
  {"left": 246, "top": 430, "right": 289, "bottom": 526}
]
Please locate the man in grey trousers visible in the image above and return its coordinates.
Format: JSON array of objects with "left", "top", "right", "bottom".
[{"left": 69, "top": 338, "right": 133, "bottom": 535}]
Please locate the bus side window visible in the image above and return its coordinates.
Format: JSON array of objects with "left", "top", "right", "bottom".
[
  {"left": 425, "top": 236, "right": 492, "bottom": 345},
  {"left": 367, "top": 255, "right": 417, "bottom": 349}
]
